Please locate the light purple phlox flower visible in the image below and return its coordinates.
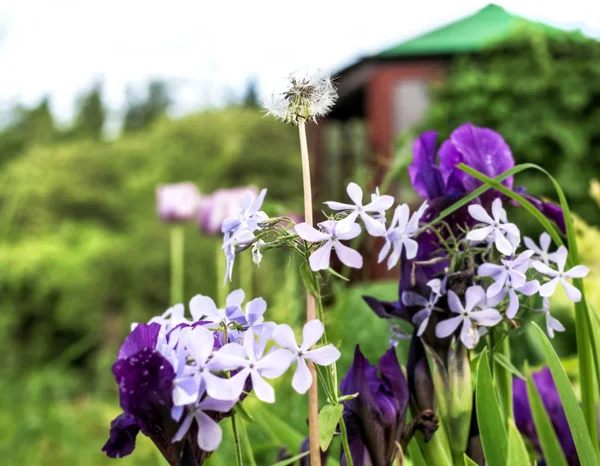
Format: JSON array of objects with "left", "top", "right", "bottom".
[
  {"left": 534, "top": 298, "right": 565, "bottom": 338},
  {"left": 212, "top": 331, "right": 293, "bottom": 403},
  {"left": 378, "top": 201, "right": 427, "bottom": 269},
  {"left": 324, "top": 182, "right": 394, "bottom": 237},
  {"left": 532, "top": 246, "right": 589, "bottom": 302},
  {"left": 402, "top": 277, "right": 446, "bottom": 336},
  {"left": 295, "top": 220, "right": 363, "bottom": 271},
  {"left": 466, "top": 198, "right": 520, "bottom": 256},
  {"left": 435, "top": 286, "right": 502, "bottom": 349},
  {"left": 478, "top": 249, "right": 534, "bottom": 298},
  {"left": 524, "top": 232, "right": 555, "bottom": 265},
  {"left": 272, "top": 320, "right": 341, "bottom": 394}
]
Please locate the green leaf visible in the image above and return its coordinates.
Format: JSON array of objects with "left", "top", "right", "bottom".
[
  {"left": 337, "top": 392, "right": 359, "bottom": 402},
  {"left": 269, "top": 451, "right": 309, "bottom": 466},
  {"left": 476, "top": 348, "right": 508, "bottom": 466},
  {"left": 493, "top": 352, "right": 525, "bottom": 380},
  {"left": 252, "top": 403, "right": 305, "bottom": 454},
  {"left": 533, "top": 323, "right": 599, "bottom": 464},
  {"left": 406, "top": 437, "right": 428, "bottom": 466},
  {"left": 507, "top": 419, "right": 531, "bottom": 465},
  {"left": 525, "top": 368, "right": 568, "bottom": 466},
  {"left": 463, "top": 454, "right": 478, "bottom": 466},
  {"left": 318, "top": 404, "right": 343, "bottom": 452}
]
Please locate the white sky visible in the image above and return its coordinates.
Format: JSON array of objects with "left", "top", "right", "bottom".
[{"left": 1, "top": 0, "right": 599, "bottom": 128}]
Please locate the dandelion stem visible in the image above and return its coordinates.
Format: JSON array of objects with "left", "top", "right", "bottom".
[
  {"left": 298, "top": 116, "right": 321, "bottom": 466},
  {"left": 170, "top": 225, "right": 185, "bottom": 304}
]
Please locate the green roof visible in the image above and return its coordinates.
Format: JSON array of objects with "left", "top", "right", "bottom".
[{"left": 377, "top": 4, "right": 586, "bottom": 58}]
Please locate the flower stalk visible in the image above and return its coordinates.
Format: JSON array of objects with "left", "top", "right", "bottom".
[
  {"left": 170, "top": 225, "right": 185, "bottom": 304},
  {"left": 297, "top": 116, "right": 321, "bottom": 466}
]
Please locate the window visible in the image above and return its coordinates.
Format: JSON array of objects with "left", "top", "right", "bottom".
[{"left": 393, "top": 80, "right": 430, "bottom": 135}]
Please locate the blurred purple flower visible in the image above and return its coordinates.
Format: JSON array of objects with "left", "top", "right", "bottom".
[
  {"left": 156, "top": 182, "right": 201, "bottom": 223},
  {"left": 196, "top": 187, "right": 258, "bottom": 235},
  {"left": 340, "top": 346, "right": 410, "bottom": 466},
  {"left": 513, "top": 367, "right": 577, "bottom": 465}
]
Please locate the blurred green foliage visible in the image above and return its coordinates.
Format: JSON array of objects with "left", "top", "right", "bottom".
[
  {"left": 0, "top": 107, "right": 302, "bottom": 380},
  {"left": 424, "top": 29, "right": 600, "bottom": 224}
]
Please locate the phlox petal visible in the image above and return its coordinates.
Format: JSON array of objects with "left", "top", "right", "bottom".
[
  {"left": 346, "top": 182, "right": 363, "bottom": 206},
  {"left": 302, "top": 320, "right": 324, "bottom": 350},
  {"left": 539, "top": 277, "right": 560, "bottom": 297},
  {"left": 295, "top": 223, "right": 330, "bottom": 242},
  {"left": 360, "top": 212, "right": 386, "bottom": 237},
  {"left": 466, "top": 225, "right": 494, "bottom": 242},
  {"left": 403, "top": 237, "right": 419, "bottom": 260},
  {"left": 565, "top": 265, "right": 589, "bottom": 279},
  {"left": 561, "top": 280, "right": 582, "bottom": 302},
  {"left": 195, "top": 411, "right": 223, "bottom": 451},
  {"left": 436, "top": 315, "right": 463, "bottom": 338},
  {"left": 272, "top": 324, "right": 299, "bottom": 351},
  {"left": 333, "top": 241, "right": 363, "bottom": 269},
  {"left": 250, "top": 371, "right": 275, "bottom": 403},
  {"left": 470, "top": 309, "right": 502, "bottom": 327},
  {"left": 292, "top": 357, "right": 313, "bottom": 394},
  {"left": 257, "top": 349, "right": 294, "bottom": 378},
  {"left": 494, "top": 232, "right": 515, "bottom": 256},
  {"left": 468, "top": 204, "right": 494, "bottom": 224},
  {"left": 309, "top": 242, "right": 333, "bottom": 271},
  {"left": 304, "top": 345, "right": 341, "bottom": 366}
]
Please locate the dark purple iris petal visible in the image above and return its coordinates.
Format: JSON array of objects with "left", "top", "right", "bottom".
[
  {"left": 513, "top": 367, "right": 577, "bottom": 465},
  {"left": 113, "top": 347, "right": 175, "bottom": 418},
  {"left": 117, "top": 323, "right": 161, "bottom": 360},
  {"left": 379, "top": 347, "right": 409, "bottom": 431},
  {"left": 341, "top": 346, "right": 409, "bottom": 466},
  {"left": 102, "top": 413, "right": 143, "bottom": 458},
  {"left": 409, "top": 131, "right": 447, "bottom": 200},
  {"left": 448, "top": 123, "right": 514, "bottom": 198}
]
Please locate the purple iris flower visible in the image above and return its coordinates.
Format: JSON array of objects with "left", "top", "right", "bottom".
[
  {"left": 103, "top": 323, "right": 178, "bottom": 461},
  {"left": 409, "top": 123, "right": 565, "bottom": 231},
  {"left": 340, "top": 346, "right": 411, "bottom": 466},
  {"left": 513, "top": 367, "right": 577, "bottom": 465}
]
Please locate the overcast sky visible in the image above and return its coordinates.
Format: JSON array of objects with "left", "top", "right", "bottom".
[{"left": 1, "top": 0, "right": 600, "bottom": 127}]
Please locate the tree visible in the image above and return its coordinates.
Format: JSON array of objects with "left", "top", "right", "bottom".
[
  {"left": 242, "top": 78, "right": 260, "bottom": 108},
  {"left": 72, "top": 81, "right": 106, "bottom": 140},
  {"left": 123, "top": 80, "right": 171, "bottom": 133}
]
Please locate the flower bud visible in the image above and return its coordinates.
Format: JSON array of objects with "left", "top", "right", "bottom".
[{"left": 429, "top": 339, "right": 473, "bottom": 456}]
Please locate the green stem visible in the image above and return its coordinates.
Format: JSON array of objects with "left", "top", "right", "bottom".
[
  {"left": 170, "top": 225, "right": 185, "bottom": 304},
  {"left": 574, "top": 293, "right": 599, "bottom": 453},
  {"left": 338, "top": 415, "right": 354, "bottom": 466},
  {"left": 495, "top": 333, "right": 513, "bottom": 425},
  {"left": 231, "top": 412, "right": 244, "bottom": 466},
  {"left": 239, "top": 249, "right": 253, "bottom": 295},
  {"left": 238, "top": 417, "right": 257, "bottom": 466},
  {"left": 216, "top": 241, "right": 229, "bottom": 306}
]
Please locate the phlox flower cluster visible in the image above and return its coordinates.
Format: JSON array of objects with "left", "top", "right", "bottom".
[
  {"left": 220, "top": 181, "right": 429, "bottom": 280},
  {"left": 396, "top": 198, "right": 588, "bottom": 349},
  {"left": 103, "top": 289, "right": 340, "bottom": 459}
]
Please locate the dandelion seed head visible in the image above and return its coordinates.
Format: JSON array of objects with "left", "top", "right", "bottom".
[{"left": 265, "top": 69, "right": 338, "bottom": 124}]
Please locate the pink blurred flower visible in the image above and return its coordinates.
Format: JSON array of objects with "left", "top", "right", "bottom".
[
  {"left": 197, "top": 187, "right": 259, "bottom": 236},
  {"left": 156, "top": 182, "right": 201, "bottom": 223}
]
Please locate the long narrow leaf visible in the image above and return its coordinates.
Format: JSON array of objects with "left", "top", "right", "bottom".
[
  {"left": 406, "top": 437, "right": 428, "bottom": 466},
  {"left": 533, "top": 324, "right": 598, "bottom": 464},
  {"left": 525, "top": 368, "right": 568, "bottom": 466},
  {"left": 476, "top": 349, "right": 508, "bottom": 466},
  {"left": 463, "top": 454, "right": 478, "bottom": 466},
  {"left": 507, "top": 419, "right": 531, "bottom": 465}
]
